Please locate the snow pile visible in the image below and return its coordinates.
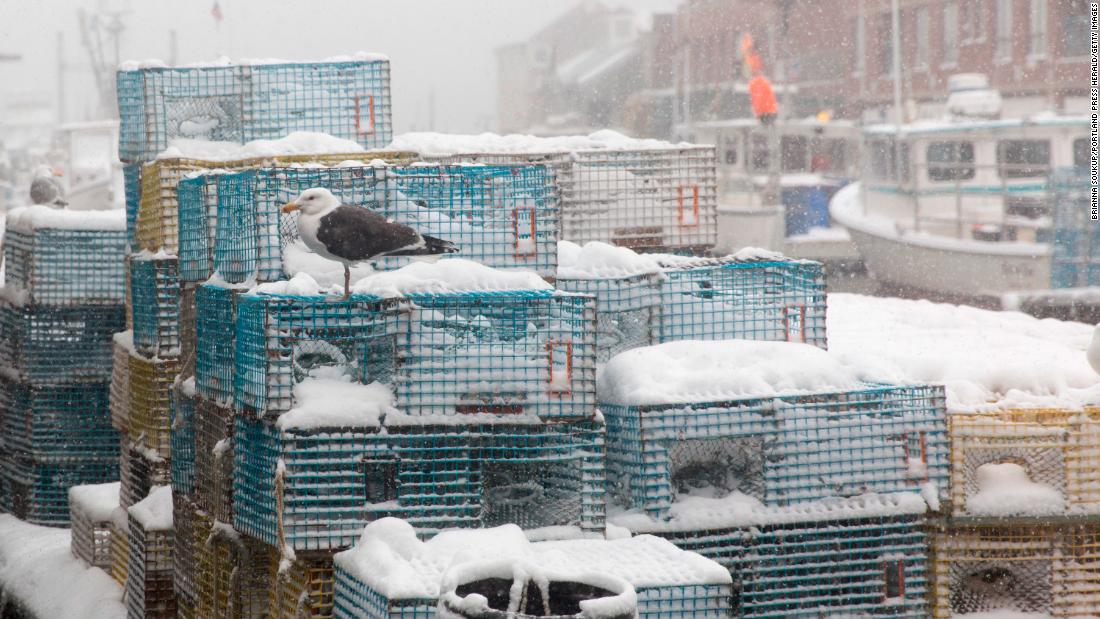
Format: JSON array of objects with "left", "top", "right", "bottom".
[
  {"left": 335, "top": 517, "right": 730, "bottom": 601},
  {"left": 0, "top": 515, "right": 126, "bottom": 618},
  {"left": 388, "top": 130, "right": 689, "bottom": 156},
  {"left": 127, "top": 485, "right": 173, "bottom": 532},
  {"left": 827, "top": 293, "right": 1100, "bottom": 411},
  {"left": 352, "top": 259, "right": 551, "bottom": 297},
  {"left": 5, "top": 205, "right": 126, "bottom": 233},
  {"left": 598, "top": 340, "right": 864, "bottom": 406},
  {"left": 276, "top": 371, "right": 397, "bottom": 431},
  {"left": 966, "top": 463, "right": 1065, "bottom": 517},
  {"left": 118, "top": 51, "right": 389, "bottom": 71},
  {"left": 155, "top": 131, "right": 366, "bottom": 161},
  {"left": 68, "top": 482, "right": 121, "bottom": 523},
  {"left": 612, "top": 492, "right": 928, "bottom": 533},
  {"left": 557, "top": 241, "right": 662, "bottom": 279}
]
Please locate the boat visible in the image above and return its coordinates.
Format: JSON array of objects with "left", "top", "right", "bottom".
[
  {"left": 830, "top": 112, "right": 1088, "bottom": 303},
  {"left": 676, "top": 117, "right": 862, "bottom": 265}
]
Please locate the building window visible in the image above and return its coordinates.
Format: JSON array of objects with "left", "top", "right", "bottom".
[
  {"left": 1075, "top": 138, "right": 1090, "bottom": 168},
  {"left": 1029, "top": 0, "right": 1047, "bottom": 56},
  {"left": 962, "top": 2, "right": 984, "bottom": 42},
  {"left": 879, "top": 13, "right": 894, "bottom": 76},
  {"left": 1062, "top": 0, "right": 1089, "bottom": 57},
  {"left": 943, "top": 2, "right": 959, "bottom": 64},
  {"left": 998, "top": 139, "right": 1050, "bottom": 178},
  {"left": 995, "top": 0, "right": 1014, "bottom": 60},
  {"left": 928, "top": 141, "right": 976, "bottom": 182},
  {"left": 916, "top": 7, "right": 930, "bottom": 68}
]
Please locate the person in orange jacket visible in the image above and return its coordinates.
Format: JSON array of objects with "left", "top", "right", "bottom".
[{"left": 749, "top": 74, "right": 777, "bottom": 126}]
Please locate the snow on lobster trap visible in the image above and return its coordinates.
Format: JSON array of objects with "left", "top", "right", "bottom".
[
  {"left": 0, "top": 371, "right": 117, "bottom": 460},
  {"left": 1, "top": 206, "right": 127, "bottom": 305},
  {"left": 600, "top": 341, "right": 948, "bottom": 519},
  {"left": 930, "top": 519, "right": 1100, "bottom": 618},
  {"left": 949, "top": 408, "right": 1100, "bottom": 517},
  {"left": 233, "top": 414, "right": 605, "bottom": 552},
  {"left": 125, "top": 485, "right": 176, "bottom": 619},
  {"left": 332, "top": 518, "right": 733, "bottom": 619},
  {"left": 405, "top": 132, "right": 719, "bottom": 253},
  {"left": 615, "top": 493, "right": 931, "bottom": 619},
  {"left": 177, "top": 162, "right": 559, "bottom": 284},
  {"left": 0, "top": 298, "right": 126, "bottom": 383},
  {"left": 68, "top": 481, "right": 121, "bottom": 570},
  {"left": 1050, "top": 167, "right": 1095, "bottom": 288},
  {"left": 116, "top": 55, "right": 392, "bottom": 163},
  {"left": 129, "top": 253, "right": 180, "bottom": 358}
]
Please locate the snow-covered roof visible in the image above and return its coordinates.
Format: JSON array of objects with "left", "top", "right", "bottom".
[
  {"left": 333, "top": 518, "right": 731, "bottom": 601},
  {"left": 153, "top": 131, "right": 367, "bottom": 161},
  {"left": 598, "top": 340, "right": 866, "bottom": 407},
  {"left": 118, "top": 51, "right": 389, "bottom": 72},
  {"left": 68, "top": 482, "right": 121, "bottom": 523},
  {"left": 386, "top": 130, "right": 695, "bottom": 157},
  {"left": 5, "top": 205, "right": 126, "bottom": 234},
  {"left": 864, "top": 114, "right": 1089, "bottom": 136}
]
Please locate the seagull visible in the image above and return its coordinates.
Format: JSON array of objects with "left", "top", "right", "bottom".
[
  {"left": 29, "top": 165, "right": 66, "bottom": 207},
  {"left": 282, "top": 187, "right": 459, "bottom": 299},
  {"left": 1088, "top": 324, "right": 1100, "bottom": 376}
]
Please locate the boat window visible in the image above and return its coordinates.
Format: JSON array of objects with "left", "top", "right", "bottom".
[
  {"left": 722, "top": 135, "right": 738, "bottom": 165},
  {"left": 927, "top": 141, "right": 975, "bottom": 182},
  {"left": 997, "top": 139, "right": 1050, "bottom": 178},
  {"left": 1074, "top": 138, "right": 1089, "bottom": 168},
  {"left": 812, "top": 138, "right": 848, "bottom": 174},
  {"left": 781, "top": 136, "right": 808, "bottom": 172},
  {"left": 750, "top": 134, "right": 769, "bottom": 173}
]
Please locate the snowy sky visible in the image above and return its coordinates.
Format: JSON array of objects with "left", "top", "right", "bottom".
[{"left": 0, "top": 0, "right": 680, "bottom": 133}]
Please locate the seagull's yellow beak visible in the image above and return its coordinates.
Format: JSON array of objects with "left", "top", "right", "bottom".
[{"left": 281, "top": 202, "right": 300, "bottom": 213}]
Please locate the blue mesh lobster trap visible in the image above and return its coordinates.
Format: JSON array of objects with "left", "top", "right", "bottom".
[
  {"left": 130, "top": 254, "right": 181, "bottom": 357},
  {"left": 176, "top": 163, "right": 559, "bottom": 283},
  {"left": 0, "top": 373, "right": 118, "bottom": 460},
  {"left": 195, "top": 283, "right": 241, "bottom": 405},
  {"left": 626, "top": 500, "right": 929, "bottom": 618},
  {"left": 234, "top": 290, "right": 405, "bottom": 416},
  {"left": 234, "top": 416, "right": 606, "bottom": 551},
  {"left": 124, "top": 163, "right": 142, "bottom": 245},
  {"left": 1050, "top": 167, "right": 1095, "bottom": 288},
  {"left": 116, "top": 57, "right": 392, "bottom": 163},
  {"left": 1, "top": 453, "right": 119, "bottom": 526},
  {"left": 0, "top": 301, "right": 126, "bottom": 383},
  {"left": 170, "top": 378, "right": 196, "bottom": 496},
  {"left": 603, "top": 383, "right": 947, "bottom": 519},
  {"left": 3, "top": 224, "right": 127, "bottom": 305}
]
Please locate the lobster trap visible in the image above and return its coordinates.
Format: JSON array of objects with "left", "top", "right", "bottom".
[
  {"left": 111, "top": 331, "right": 134, "bottom": 432},
  {"left": 430, "top": 145, "right": 718, "bottom": 252},
  {"left": 171, "top": 378, "right": 197, "bottom": 496},
  {"left": 0, "top": 301, "right": 126, "bottom": 383},
  {"left": 3, "top": 224, "right": 128, "bottom": 306},
  {"left": 1050, "top": 167, "right": 1096, "bottom": 288},
  {"left": 120, "top": 440, "right": 171, "bottom": 509},
  {"left": 396, "top": 290, "right": 597, "bottom": 419},
  {"left": 196, "top": 520, "right": 272, "bottom": 619},
  {"left": 176, "top": 163, "right": 559, "bottom": 283},
  {"left": 554, "top": 272, "right": 662, "bottom": 362},
  {"left": 195, "top": 283, "right": 241, "bottom": 405},
  {"left": 233, "top": 290, "right": 405, "bottom": 415},
  {"left": 1, "top": 453, "right": 119, "bottom": 525},
  {"left": 135, "top": 152, "right": 412, "bottom": 254},
  {"left": 234, "top": 417, "right": 606, "bottom": 551},
  {"left": 931, "top": 520, "right": 1100, "bottom": 618},
  {"left": 949, "top": 408, "right": 1100, "bottom": 516},
  {"left": 264, "top": 551, "right": 336, "bottom": 619},
  {"left": 655, "top": 255, "right": 827, "bottom": 348},
  {"left": 603, "top": 384, "right": 948, "bottom": 519},
  {"left": 172, "top": 492, "right": 208, "bottom": 607},
  {"left": 640, "top": 501, "right": 930, "bottom": 618},
  {"left": 129, "top": 351, "right": 182, "bottom": 460},
  {"left": 129, "top": 254, "right": 180, "bottom": 357},
  {"left": 0, "top": 373, "right": 118, "bottom": 460},
  {"left": 111, "top": 517, "right": 130, "bottom": 586},
  {"left": 116, "top": 58, "right": 393, "bottom": 163},
  {"left": 68, "top": 481, "right": 121, "bottom": 569},
  {"left": 194, "top": 396, "right": 235, "bottom": 521},
  {"left": 126, "top": 510, "right": 177, "bottom": 619},
  {"left": 125, "top": 163, "right": 142, "bottom": 243}
]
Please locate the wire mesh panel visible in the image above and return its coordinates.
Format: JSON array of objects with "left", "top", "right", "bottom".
[
  {"left": 234, "top": 291, "right": 406, "bottom": 415},
  {"left": 554, "top": 273, "right": 662, "bottom": 363},
  {"left": 179, "top": 284, "right": 198, "bottom": 378},
  {"left": 0, "top": 374, "right": 118, "bottom": 459},
  {"left": 194, "top": 396, "right": 235, "bottom": 522},
  {"left": 171, "top": 378, "right": 197, "bottom": 496},
  {"left": 177, "top": 163, "right": 559, "bottom": 283},
  {"left": 398, "top": 290, "right": 597, "bottom": 419},
  {"left": 130, "top": 254, "right": 180, "bottom": 357},
  {"left": 432, "top": 147, "right": 719, "bottom": 252},
  {"left": 195, "top": 283, "right": 241, "bottom": 405},
  {"left": 116, "top": 58, "right": 393, "bottom": 163},
  {"left": 69, "top": 482, "right": 120, "bottom": 569},
  {"left": 137, "top": 153, "right": 411, "bottom": 254},
  {"left": 234, "top": 417, "right": 605, "bottom": 551},
  {"left": 126, "top": 515, "right": 176, "bottom": 619},
  {"left": 196, "top": 520, "right": 272, "bottom": 619},
  {"left": 930, "top": 521, "right": 1100, "bottom": 618},
  {"left": 1, "top": 454, "right": 119, "bottom": 525},
  {"left": 656, "top": 256, "right": 827, "bottom": 348},
  {"left": 125, "top": 163, "right": 143, "bottom": 244},
  {"left": 332, "top": 570, "right": 435, "bottom": 619},
  {"left": 645, "top": 509, "right": 929, "bottom": 618},
  {"left": 130, "top": 352, "right": 182, "bottom": 460},
  {"left": 268, "top": 551, "right": 337, "bottom": 619},
  {"left": 173, "top": 493, "right": 209, "bottom": 608},
  {"left": 1050, "top": 167, "right": 1095, "bottom": 288},
  {"left": 0, "top": 301, "right": 126, "bottom": 382},
  {"left": 110, "top": 518, "right": 130, "bottom": 586},
  {"left": 111, "top": 332, "right": 134, "bottom": 432},
  {"left": 949, "top": 409, "right": 1100, "bottom": 516},
  {"left": 2, "top": 227, "right": 128, "bottom": 305},
  {"left": 603, "top": 384, "right": 948, "bottom": 519},
  {"left": 120, "top": 441, "right": 171, "bottom": 509}
]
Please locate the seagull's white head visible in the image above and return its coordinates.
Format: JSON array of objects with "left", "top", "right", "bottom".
[{"left": 282, "top": 187, "right": 340, "bottom": 216}]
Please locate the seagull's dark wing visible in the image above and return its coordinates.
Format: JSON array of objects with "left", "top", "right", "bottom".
[{"left": 315, "top": 205, "right": 424, "bottom": 262}]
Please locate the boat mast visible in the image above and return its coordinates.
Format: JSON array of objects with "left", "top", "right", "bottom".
[{"left": 891, "top": 0, "right": 904, "bottom": 185}]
